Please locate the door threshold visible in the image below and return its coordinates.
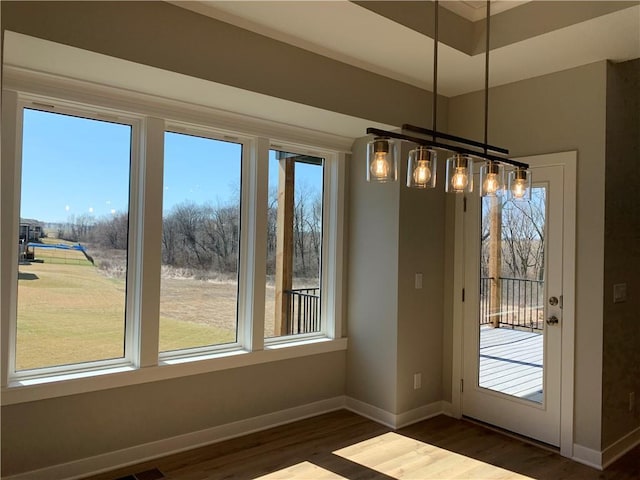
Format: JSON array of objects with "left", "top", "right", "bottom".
[{"left": 462, "top": 415, "right": 559, "bottom": 453}]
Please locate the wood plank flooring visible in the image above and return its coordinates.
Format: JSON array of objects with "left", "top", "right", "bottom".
[
  {"left": 479, "top": 326, "right": 543, "bottom": 402},
  {"left": 85, "top": 410, "right": 640, "bottom": 480}
]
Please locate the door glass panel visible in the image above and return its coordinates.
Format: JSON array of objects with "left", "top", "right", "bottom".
[{"left": 478, "top": 187, "right": 546, "bottom": 403}]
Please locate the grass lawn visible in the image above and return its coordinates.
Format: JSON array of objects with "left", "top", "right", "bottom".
[
  {"left": 17, "top": 261, "right": 126, "bottom": 370},
  {"left": 16, "top": 256, "right": 248, "bottom": 370}
]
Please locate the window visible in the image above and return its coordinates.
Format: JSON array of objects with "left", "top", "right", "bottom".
[
  {"left": 159, "top": 132, "right": 242, "bottom": 352},
  {"left": 2, "top": 84, "right": 345, "bottom": 400},
  {"left": 16, "top": 108, "right": 132, "bottom": 371},
  {"left": 265, "top": 150, "right": 324, "bottom": 339}
]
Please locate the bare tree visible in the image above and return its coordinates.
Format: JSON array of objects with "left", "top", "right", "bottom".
[
  {"left": 93, "top": 213, "right": 128, "bottom": 250},
  {"left": 481, "top": 189, "right": 546, "bottom": 281}
]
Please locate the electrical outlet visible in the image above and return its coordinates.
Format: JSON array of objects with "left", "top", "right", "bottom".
[
  {"left": 415, "top": 273, "right": 423, "bottom": 289},
  {"left": 413, "top": 373, "right": 422, "bottom": 390},
  {"left": 614, "top": 283, "right": 627, "bottom": 303},
  {"left": 630, "top": 392, "right": 635, "bottom": 412}
]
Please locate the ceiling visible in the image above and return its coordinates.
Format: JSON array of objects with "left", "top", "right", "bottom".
[
  {"left": 440, "top": 0, "right": 531, "bottom": 21},
  {"left": 172, "top": 0, "right": 640, "bottom": 97}
]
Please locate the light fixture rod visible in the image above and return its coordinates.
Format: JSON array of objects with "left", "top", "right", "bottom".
[
  {"left": 432, "top": 0, "right": 438, "bottom": 139},
  {"left": 484, "top": 0, "right": 490, "bottom": 152},
  {"left": 402, "top": 124, "right": 509, "bottom": 155},
  {"left": 366, "top": 127, "right": 529, "bottom": 169}
]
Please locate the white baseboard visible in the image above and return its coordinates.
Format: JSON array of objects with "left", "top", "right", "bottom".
[
  {"left": 344, "top": 397, "right": 447, "bottom": 429},
  {"left": 440, "top": 401, "right": 455, "bottom": 418},
  {"left": 572, "top": 443, "right": 603, "bottom": 470},
  {"left": 571, "top": 425, "right": 640, "bottom": 471},
  {"left": 602, "top": 425, "right": 640, "bottom": 469},
  {"left": 3, "top": 396, "right": 346, "bottom": 480},
  {"left": 395, "top": 401, "right": 448, "bottom": 428},
  {"left": 344, "top": 396, "right": 396, "bottom": 428}
]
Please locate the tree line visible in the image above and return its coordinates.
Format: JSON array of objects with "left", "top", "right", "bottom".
[{"left": 59, "top": 188, "right": 322, "bottom": 279}]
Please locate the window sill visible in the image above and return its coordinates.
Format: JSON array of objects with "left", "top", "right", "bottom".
[{"left": 1, "top": 337, "right": 348, "bottom": 405}]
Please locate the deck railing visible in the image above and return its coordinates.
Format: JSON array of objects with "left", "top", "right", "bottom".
[
  {"left": 480, "top": 277, "right": 544, "bottom": 331},
  {"left": 283, "top": 288, "right": 320, "bottom": 335}
]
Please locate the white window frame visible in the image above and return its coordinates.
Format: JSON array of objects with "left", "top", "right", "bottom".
[
  {"left": 263, "top": 141, "right": 339, "bottom": 346},
  {"left": 6, "top": 95, "right": 144, "bottom": 381},
  {"left": 1, "top": 70, "right": 347, "bottom": 405},
  {"left": 157, "top": 123, "right": 250, "bottom": 359}
]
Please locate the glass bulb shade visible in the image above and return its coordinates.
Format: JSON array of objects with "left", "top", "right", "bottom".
[
  {"left": 479, "top": 161, "right": 505, "bottom": 197},
  {"left": 367, "top": 137, "right": 397, "bottom": 183},
  {"left": 407, "top": 147, "right": 437, "bottom": 188},
  {"left": 508, "top": 168, "right": 532, "bottom": 201},
  {"left": 445, "top": 154, "right": 473, "bottom": 193}
]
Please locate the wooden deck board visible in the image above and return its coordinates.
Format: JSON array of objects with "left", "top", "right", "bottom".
[{"left": 479, "top": 326, "right": 543, "bottom": 402}]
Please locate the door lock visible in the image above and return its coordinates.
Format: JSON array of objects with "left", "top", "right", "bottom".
[
  {"left": 546, "top": 315, "right": 559, "bottom": 326},
  {"left": 549, "top": 295, "right": 563, "bottom": 309}
]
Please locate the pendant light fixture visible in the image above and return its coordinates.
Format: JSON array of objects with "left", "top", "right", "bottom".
[
  {"left": 480, "top": 159, "right": 504, "bottom": 196},
  {"left": 446, "top": 154, "right": 473, "bottom": 193},
  {"left": 407, "top": 146, "right": 437, "bottom": 188},
  {"left": 365, "top": 0, "right": 531, "bottom": 196},
  {"left": 509, "top": 167, "right": 532, "bottom": 200},
  {"left": 366, "top": 136, "right": 397, "bottom": 183}
]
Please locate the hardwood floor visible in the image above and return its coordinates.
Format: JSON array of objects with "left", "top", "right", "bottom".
[{"left": 85, "top": 410, "right": 639, "bottom": 480}]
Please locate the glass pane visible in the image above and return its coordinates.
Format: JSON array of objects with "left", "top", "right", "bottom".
[
  {"left": 478, "top": 187, "right": 547, "bottom": 403},
  {"left": 265, "top": 150, "right": 323, "bottom": 338},
  {"left": 159, "top": 132, "right": 242, "bottom": 352},
  {"left": 17, "top": 108, "right": 131, "bottom": 370}
]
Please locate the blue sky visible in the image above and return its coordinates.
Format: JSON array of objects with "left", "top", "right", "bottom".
[{"left": 21, "top": 109, "right": 322, "bottom": 223}]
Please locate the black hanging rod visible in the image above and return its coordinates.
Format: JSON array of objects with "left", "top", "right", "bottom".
[
  {"left": 366, "top": 127, "right": 529, "bottom": 169},
  {"left": 402, "top": 124, "right": 509, "bottom": 155}
]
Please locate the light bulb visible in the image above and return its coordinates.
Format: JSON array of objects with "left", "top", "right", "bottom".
[
  {"left": 451, "top": 167, "right": 469, "bottom": 191},
  {"left": 511, "top": 178, "right": 527, "bottom": 199},
  {"left": 482, "top": 173, "right": 500, "bottom": 196},
  {"left": 370, "top": 151, "right": 390, "bottom": 179},
  {"left": 412, "top": 160, "right": 432, "bottom": 185}
]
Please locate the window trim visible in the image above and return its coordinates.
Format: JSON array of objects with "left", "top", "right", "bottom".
[
  {"left": 8, "top": 97, "right": 144, "bottom": 379},
  {"left": 1, "top": 70, "right": 347, "bottom": 404},
  {"left": 158, "top": 124, "right": 250, "bottom": 355},
  {"left": 264, "top": 143, "right": 328, "bottom": 341}
]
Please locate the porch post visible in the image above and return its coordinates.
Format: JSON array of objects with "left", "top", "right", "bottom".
[
  {"left": 274, "top": 154, "right": 295, "bottom": 336},
  {"left": 489, "top": 195, "right": 502, "bottom": 328}
]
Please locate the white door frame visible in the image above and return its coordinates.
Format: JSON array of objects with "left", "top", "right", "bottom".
[{"left": 450, "top": 151, "right": 577, "bottom": 458}]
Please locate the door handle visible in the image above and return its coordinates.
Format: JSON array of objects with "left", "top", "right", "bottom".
[{"left": 546, "top": 315, "right": 559, "bottom": 326}]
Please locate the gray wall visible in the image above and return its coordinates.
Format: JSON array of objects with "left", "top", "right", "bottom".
[
  {"left": 346, "top": 139, "right": 446, "bottom": 415},
  {"left": 396, "top": 143, "right": 446, "bottom": 413},
  {"left": 346, "top": 137, "right": 401, "bottom": 412},
  {"left": 602, "top": 59, "right": 640, "bottom": 448},
  {"left": 1, "top": 0, "right": 433, "bottom": 128},
  {"left": 447, "top": 61, "right": 608, "bottom": 450},
  {"left": 1, "top": 353, "right": 345, "bottom": 474}
]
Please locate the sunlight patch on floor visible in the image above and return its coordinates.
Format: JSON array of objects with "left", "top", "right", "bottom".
[
  {"left": 254, "top": 461, "right": 347, "bottom": 479},
  {"left": 333, "top": 432, "right": 534, "bottom": 479}
]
